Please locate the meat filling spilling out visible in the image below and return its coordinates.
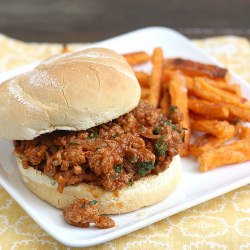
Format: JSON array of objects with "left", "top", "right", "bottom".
[
  {"left": 63, "top": 198, "right": 115, "bottom": 229},
  {"left": 14, "top": 101, "right": 184, "bottom": 193}
]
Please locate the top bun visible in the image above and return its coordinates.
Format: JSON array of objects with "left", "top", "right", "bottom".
[{"left": 0, "top": 48, "right": 141, "bottom": 140}]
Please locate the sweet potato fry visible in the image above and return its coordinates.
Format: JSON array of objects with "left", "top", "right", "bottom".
[
  {"left": 192, "top": 77, "right": 250, "bottom": 108},
  {"left": 123, "top": 51, "right": 150, "bottom": 66},
  {"left": 134, "top": 71, "right": 150, "bottom": 87},
  {"left": 198, "top": 139, "right": 250, "bottom": 172},
  {"left": 239, "top": 126, "right": 250, "bottom": 139},
  {"left": 62, "top": 45, "right": 70, "bottom": 53},
  {"left": 185, "top": 76, "right": 194, "bottom": 90},
  {"left": 226, "top": 104, "right": 250, "bottom": 122},
  {"left": 169, "top": 72, "right": 190, "bottom": 156},
  {"left": 164, "top": 58, "right": 228, "bottom": 80},
  {"left": 148, "top": 47, "right": 163, "bottom": 107},
  {"left": 189, "top": 135, "right": 229, "bottom": 157},
  {"left": 188, "top": 99, "right": 229, "bottom": 119},
  {"left": 190, "top": 119, "right": 235, "bottom": 139},
  {"left": 191, "top": 101, "right": 250, "bottom": 122},
  {"left": 163, "top": 70, "right": 194, "bottom": 88},
  {"left": 189, "top": 112, "right": 208, "bottom": 121},
  {"left": 162, "top": 69, "right": 174, "bottom": 84},
  {"left": 208, "top": 80, "right": 241, "bottom": 96},
  {"left": 160, "top": 85, "right": 170, "bottom": 113}
]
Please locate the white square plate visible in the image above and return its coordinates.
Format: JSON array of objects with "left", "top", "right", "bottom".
[{"left": 0, "top": 27, "right": 250, "bottom": 247}]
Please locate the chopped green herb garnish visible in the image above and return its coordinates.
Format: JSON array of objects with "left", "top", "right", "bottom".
[
  {"left": 113, "top": 132, "right": 118, "bottom": 138},
  {"left": 169, "top": 105, "right": 177, "bottom": 114},
  {"left": 129, "top": 177, "right": 134, "bottom": 186},
  {"left": 155, "top": 136, "right": 168, "bottom": 156},
  {"left": 140, "top": 124, "right": 146, "bottom": 133},
  {"left": 81, "top": 203, "right": 86, "bottom": 208},
  {"left": 58, "top": 130, "right": 68, "bottom": 136},
  {"left": 159, "top": 144, "right": 168, "bottom": 156},
  {"left": 112, "top": 175, "right": 118, "bottom": 180},
  {"left": 154, "top": 160, "right": 159, "bottom": 167},
  {"left": 155, "top": 136, "right": 164, "bottom": 149},
  {"left": 164, "top": 121, "right": 181, "bottom": 133},
  {"left": 95, "top": 147, "right": 101, "bottom": 151},
  {"left": 164, "top": 120, "right": 177, "bottom": 130},
  {"left": 50, "top": 180, "right": 56, "bottom": 186},
  {"left": 153, "top": 125, "right": 161, "bottom": 135},
  {"left": 131, "top": 156, "right": 138, "bottom": 163},
  {"left": 183, "top": 127, "right": 188, "bottom": 131},
  {"left": 69, "top": 141, "right": 79, "bottom": 145},
  {"left": 182, "top": 132, "right": 186, "bottom": 142},
  {"left": 115, "top": 164, "right": 122, "bottom": 173},
  {"left": 88, "top": 200, "right": 97, "bottom": 206},
  {"left": 136, "top": 161, "right": 154, "bottom": 177},
  {"left": 137, "top": 168, "right": 148, "bottom": 176},
  {"left": 87, "top": 131, "right": 98, "bottom": 139}
]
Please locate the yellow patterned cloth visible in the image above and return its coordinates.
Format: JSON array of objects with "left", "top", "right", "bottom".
[{"left": 0, "top": 35, "right": 250, "bottom": 249}]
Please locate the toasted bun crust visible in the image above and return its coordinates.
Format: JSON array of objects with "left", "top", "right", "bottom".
[
  {"left": 0, "top": 48, "right": 140, "bottom": 140},
  {"left": 17, "top": 155, "right": 181, "bottom": 214}
]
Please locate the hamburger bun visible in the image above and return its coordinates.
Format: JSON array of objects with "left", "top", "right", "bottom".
[
  {"left": 17, "top": 155, "right": 181, "bottom": 214},
  {"left": 0, "top": 48, "right": 141, "bottom": 140}
]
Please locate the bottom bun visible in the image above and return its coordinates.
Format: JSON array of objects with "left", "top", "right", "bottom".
[{"left": 17, "top": 155, "right": 182, "bottom": 214}]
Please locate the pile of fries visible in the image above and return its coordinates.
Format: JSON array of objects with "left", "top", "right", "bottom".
[{"left": 123, "top": 49, "right": 250, "bottom": 172}]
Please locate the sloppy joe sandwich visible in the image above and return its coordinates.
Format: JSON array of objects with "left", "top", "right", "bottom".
[{"left": 0, "top": 48, "right": 183, "bottom": 215}]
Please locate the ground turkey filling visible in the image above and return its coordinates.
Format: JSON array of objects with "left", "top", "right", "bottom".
[{"left": 14, "top": 101, "right": 184, "bottom": 193}]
